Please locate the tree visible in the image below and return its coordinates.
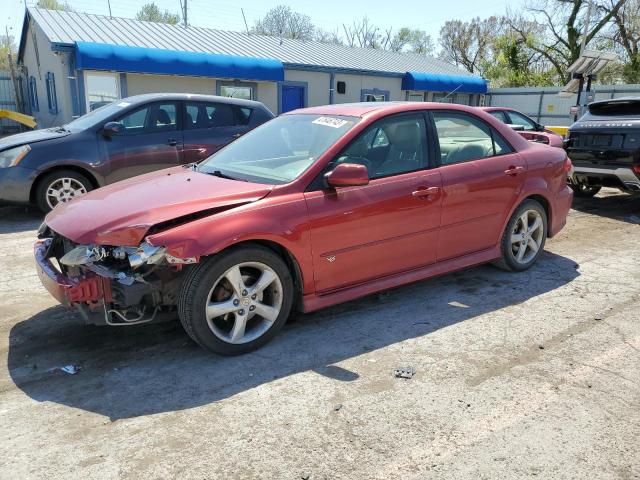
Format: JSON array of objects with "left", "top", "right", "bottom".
[
  {"left": 389, "top": 28, "right": 435, "bottom": 55},
  {"left": 507, "top": 0, "right": 626, "bottom": 82},
  {"left": 253, "top": 5, "right": 315, "bottom": 41},
  {"left": 36, "top": 0, "right": 73, "bottom": 10},
  {"left": 603, "top": 0, "right": 640, "bottom": 83},
  {"left": 0, "top": 34, "right": 17, "bottom": 72},
  {"left": 438, "top": 17, "right": 502, "bottom": 75},
  {"left": 314, "top": 28, "right": 343, "bottom": 45},
  {"left": 135, "top": 2, "right": 181, "bottom": 25},
  {"left": 342, "top": 17, "right": 381, "bottom": 48}
]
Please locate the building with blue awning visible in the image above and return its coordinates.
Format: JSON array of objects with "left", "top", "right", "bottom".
[{"left": 18, "top": 7, "right": 488, "bottom": 128}]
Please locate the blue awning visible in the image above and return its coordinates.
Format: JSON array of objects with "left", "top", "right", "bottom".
[
  {"left": 402, "top": 71, "right": 488, "bottom": 94},
  {"left": 75, "top": 42, "right": 284, "bottom": 82}
]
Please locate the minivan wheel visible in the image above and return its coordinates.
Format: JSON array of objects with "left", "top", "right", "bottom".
[
  {"left": 495, "top": 200, "right": 547, "bottom": 272},
  {"left": 178, "top": 245, "right": 294, "bottom": 355},
  {"left": 570, "top": 183, "right": 601, "bottom": 198},
  {"left": 36, "top": 170, "right": 93, "bottom": 213}
]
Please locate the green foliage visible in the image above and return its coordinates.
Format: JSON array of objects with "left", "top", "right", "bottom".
[
  {"left": 36, "top": 0, "right": 73, "bottom": 10},
  {"left": 0, "top": 34, "right": 17, "bottom": 72},
  {"left": 135, "top": 3, "right": 181, "bottom": 25}
]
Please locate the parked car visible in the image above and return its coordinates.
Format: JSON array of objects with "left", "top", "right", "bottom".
[
  {"left": 35, "top": 103, "right": 573, "bottom": 355},
  {"left": 565, "top": 97, "right": 640, "bottom": 197},
  {"left": 0, "top": 93, "right": 274, "bottom": 212},
  {"left": 481, "top": 107, "right": 564, "bottom": 148}
]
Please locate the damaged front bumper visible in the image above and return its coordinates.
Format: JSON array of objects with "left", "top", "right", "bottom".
[{"left": 35, "top": 239, "right": 113, "bottom": 325}]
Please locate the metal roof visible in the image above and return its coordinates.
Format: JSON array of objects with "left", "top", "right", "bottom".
[{"left": 26, "top": 7, "right": 473, "bottom": 77}]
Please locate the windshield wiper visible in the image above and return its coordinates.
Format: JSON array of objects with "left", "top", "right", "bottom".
[{"left": 207, "top": 170, "right": 247, "bottom": 181}]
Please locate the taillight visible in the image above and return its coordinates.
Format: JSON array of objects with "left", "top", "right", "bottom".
[
  {"left": 563, "top": 156, "right": 573, "bottom": 173},
  {"left": 633, "top": 165, "right": 640, "bottom": 175}
]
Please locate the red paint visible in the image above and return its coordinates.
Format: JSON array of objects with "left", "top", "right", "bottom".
[
  {"left": 41, "top": 103, "right": 572, "bottom": 313},
  {"left": 325, "top": 163, "right": 370, "bottom": 187}
]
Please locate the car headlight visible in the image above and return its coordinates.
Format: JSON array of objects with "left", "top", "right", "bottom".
[{"left": 0, "top": 145, "right": 31, "bottom": 168}]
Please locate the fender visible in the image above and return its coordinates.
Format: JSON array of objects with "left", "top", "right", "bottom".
[
  {"left": 500, "top": 174, "right": 553, "bottom": 237},
  {"left": 146, "top": 193, "right": 316, "bottom": 294},
  {"left": 33, "top": 158, "right": 106, "bottom": 186}
]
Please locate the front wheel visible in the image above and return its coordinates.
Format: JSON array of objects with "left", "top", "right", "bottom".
[
  {"left": 570, "top": 183, "right": 601, "bottom": 198},
  {"left": 35, "top": 170, "right": 93, "bottom": 213},
  {"left": 495, "top": 200, "right": 547, "bottom": 272},
  {"left": 178, "top": 245, "right": 294, "bottom": 355}
]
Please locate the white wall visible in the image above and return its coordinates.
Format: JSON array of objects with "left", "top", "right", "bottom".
[
  {"left": 21, "top": 19, "right": 72, "bottom": 127},
  {"left": 333, "top": 73, "right": 404, "bottom": 103}
]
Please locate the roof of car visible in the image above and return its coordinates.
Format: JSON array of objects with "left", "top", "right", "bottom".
[
  {"left": 480, "top": 106, "right": 514, "bottom": 112},
  {"left": 287, "top": 102, "right": 485, "bottom": 118},
  {"left": 121, "top": 93, "right": 267, "bottom": 109}
]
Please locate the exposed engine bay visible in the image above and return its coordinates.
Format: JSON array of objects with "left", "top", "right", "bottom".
[{"left": 37, "top": 223, "right": 197, "bottom": 326}]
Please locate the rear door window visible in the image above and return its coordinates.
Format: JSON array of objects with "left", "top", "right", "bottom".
[
  {"left": 184, "top": 101, "right": 252, "bottom": 129},
  {"left": 506, "top": 111, "right": 537, "bottom": 131}
]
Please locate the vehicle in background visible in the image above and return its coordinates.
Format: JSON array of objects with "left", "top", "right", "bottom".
[
  {"left": 0, "top": 93, "right": 274, "bottom": 212},
  {"left": 35, "top": 102, "right": 573, "bottom": 355},
  {"left": 565, "top": 97, "right": 640, "bottom": 197},
  {"left": 481, "top": 107, "right": 564, "bottom": 148}
]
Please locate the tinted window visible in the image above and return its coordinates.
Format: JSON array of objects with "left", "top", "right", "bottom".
[
  {"left": 184, "top": 101, "right": 251, "bottom": 129},
  {"left": 116, "top": 102, "right": 177, "bottom": 135},
  {"left": 433, "top": 111, "right": 511, "bottom": 165},
  {"left": 507, "top": 111, "right": 537, "bottom": 131},
  {"left": 334, "top": 113, "right": 428, "bottom": 179}
]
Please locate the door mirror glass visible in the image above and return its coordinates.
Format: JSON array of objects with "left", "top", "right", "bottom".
[
  {"left": 325, "top": 163, "right": 369, "bottom": 187},
  {"left": 102, "top": 121, "right": 123, "bottom": 137}
]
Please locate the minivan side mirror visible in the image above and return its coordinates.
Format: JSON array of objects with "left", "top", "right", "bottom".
[
  {"left": 325, "top": 163, "right": 369, "bottom": 188},
  {"left": 102, "top": 121, "right": 124, "bottom": 137}
]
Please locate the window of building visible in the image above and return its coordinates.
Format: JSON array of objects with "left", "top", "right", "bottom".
[
  {"left": 432, "top": 92, "right": 453, "bottom": 103},
  {"left": 28, "top": 76, "right": 38, "bottom": 112},
  {"left": 408, "top": 92, "right": 425, "bottom": 102},
  {"left": 433, "top": 111, "right": 512, "bottom": 165},
  {"left": 85, "top": 71, "right": 120, "bottom": 112},
  {"left": 45, "top": 72, "right": 57, "bottom": 114},
  {"left": 454, "top": 93, "right": 471, "bottom": 105},
  {"left": 218, "top": 83, "right": 254, "bottom": 101}
]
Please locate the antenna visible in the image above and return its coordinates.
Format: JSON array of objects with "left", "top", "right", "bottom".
[
  {"left": 107, "top": 0, "right": 112, "bottom": 18},
  {"left": 241, "top": 8, "right": 250, "bottom": 35},
  {"left": 442, "top": 84, "right": 463, "bottom": 101}
]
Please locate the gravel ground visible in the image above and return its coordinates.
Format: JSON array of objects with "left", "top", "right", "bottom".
[{"left": 0, "top": 191, "right": 639, "bottom": 480}]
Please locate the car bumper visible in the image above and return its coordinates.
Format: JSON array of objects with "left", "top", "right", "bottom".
[
  {"left": 549, "top": 185, "right": 573, "bottom": 237},
  {"left": 572, "top": 166, "right": 640, "bottom": 192},
  {"left": 34, "top": 239, "right": 111, "bottom": 324},
  {"left": 0, "top": 166, "right": 37, "bottom": 204}
]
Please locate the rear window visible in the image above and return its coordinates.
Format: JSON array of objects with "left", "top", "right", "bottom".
[{"left": 588, "top": 100, "right": 640, "bottom": 117}]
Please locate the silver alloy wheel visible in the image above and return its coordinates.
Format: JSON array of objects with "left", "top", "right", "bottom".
[
  {"left": 510, "top": 209, "right": 544, "bottom": 264},
  {"left": 205, "top": 261, "right": 283, "bottom": 345},
  {"left": 46, "top": 177, "right": 88, "bottom": 209}
]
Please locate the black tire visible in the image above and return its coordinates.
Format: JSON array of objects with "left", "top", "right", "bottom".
[
  {"left": 35, "top": 169, "right": 93, "bottom": 213},
  {"left": 495, "top": 199, "right": 548, "bottom": 272},
  {"left": 570, "top": 183, "right": 601, "bottom": 198},
  {"left": 178, "top": 245, "right": 294, "bottom": 355}
]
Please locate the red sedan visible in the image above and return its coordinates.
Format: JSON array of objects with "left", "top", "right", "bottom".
[
  {"left": 35, "top": 102, "right": 573, "bottom": 355},
  {"left": 481, "top": 107, "right": 565, "bottom": 148}
]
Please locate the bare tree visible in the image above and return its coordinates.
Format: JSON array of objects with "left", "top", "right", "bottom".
[
  {"left": 342, "top": 17, "right": 381, "bottom": 48},
  {"left": 253, "top": 5, "right": 315, "bottom": 41},
  {"left": 439, "top": 17, "right": 502, "bottom": 74},
  {"left": 603, "top": 0, "right": 640, "bottom": 82},
  {"left": 135, "top": 3, "right": 180, "bottom": 25},
  {"left": 314, "top": 27, "right": 344, "bottom": 45}
]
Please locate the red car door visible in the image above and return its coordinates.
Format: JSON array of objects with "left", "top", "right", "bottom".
[
  {"left": 431, "top": 111, "right": 527, "bottom": 261},
  {"left": 304, "top": 112, "right": 442, "bottom": 293}
]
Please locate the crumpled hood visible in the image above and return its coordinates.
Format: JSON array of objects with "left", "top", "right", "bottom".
[
  {"left": 0, "top": 128, "right": 69, "bottom": 151},
  {"left": 45, "top": 166, "right": 273, "bottom": 246}
]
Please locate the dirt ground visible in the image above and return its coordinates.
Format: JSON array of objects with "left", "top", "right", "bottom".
[{"left": 0, "top": 190, "right": 639, "bottom": 480}]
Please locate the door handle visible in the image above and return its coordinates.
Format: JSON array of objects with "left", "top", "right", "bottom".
[
  {"left": 412, "top": 186, "right": 440, "bottom": 199},
  {"left": 504, "top": 165, "right": 524, "bottom": 176}
]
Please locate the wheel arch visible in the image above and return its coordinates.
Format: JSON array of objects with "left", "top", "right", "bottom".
[{"left": 30, "top": 164, "right": 101, "bottom": 203}]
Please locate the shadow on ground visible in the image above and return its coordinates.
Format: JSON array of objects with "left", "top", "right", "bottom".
[
  {"left": 571, "top": 191, "right": 640, "bottom": 224},
  {"left": 0, "top": 206, "right": 42, "bottom": 234},
  {"left": 8, "top": 251, "right": 579, "bottom": 420}
]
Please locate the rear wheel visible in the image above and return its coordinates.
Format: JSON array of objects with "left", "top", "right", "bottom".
[
  {"left": 570, "top": 183, "right": 601, "bottom": 198},
  {"left": 178, "top": 245, "right": 294, "bottom": 355},
  {"left": 495, "top": 200, "right": 547, "bottom": 272},
  {"left": 35, "top": 170, "right": 93, "bottom": 213}
]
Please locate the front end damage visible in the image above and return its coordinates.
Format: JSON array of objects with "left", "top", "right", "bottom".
[{"left": 35, "top": 224, "right": 195, "bottom": 325}]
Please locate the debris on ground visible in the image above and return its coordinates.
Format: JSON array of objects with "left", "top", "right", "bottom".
[
  {"left": 394, "top": 366, "right": 416, "bottom": 379},
  {"left": 333, "top": 404, "right": 343, "bottom": 412},
  {"left": 59, "top": 365, "right": 80, "bottom": 375}
]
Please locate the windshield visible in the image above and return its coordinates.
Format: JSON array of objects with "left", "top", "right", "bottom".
[
  {"left": 64, "top": 100, "right": 135, "bottom": 131},
  {"left": 197, "top": 114, "right": 359, "bottom": 184}
]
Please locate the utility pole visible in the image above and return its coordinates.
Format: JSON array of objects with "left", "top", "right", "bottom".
[{"left": 183, "top": 0, "right": 188, "bottom": 27}]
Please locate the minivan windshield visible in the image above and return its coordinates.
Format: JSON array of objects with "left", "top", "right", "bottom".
[
  {"left": 197, "top": 114, "right": 359, "bottom": 184},
  {"left": 64, "top": 100, "right": 134, "bottom": 132}
]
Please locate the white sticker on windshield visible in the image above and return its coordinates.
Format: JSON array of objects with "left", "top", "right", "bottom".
[
  {"left": 312, "top": 116, "right": 349, "bottom": 128},
  {"left": 116, "top": 102, "right": 130, "bottom": 107}
]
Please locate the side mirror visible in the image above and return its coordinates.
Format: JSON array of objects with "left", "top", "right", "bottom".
[
  {"left": 102, "top": 121, "right": 123, "bottom": 137},
  {"left": 325, "top": 163, "right": 369, "bottom": 188},
  {"left": 535, "top": 123, "right": 545, "bottom": 132}
]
